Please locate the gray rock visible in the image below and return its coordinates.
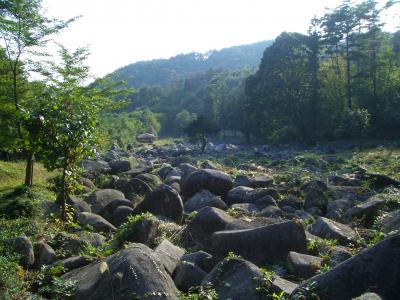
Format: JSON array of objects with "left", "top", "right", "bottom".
[
  {"left": 231, "top": 203, "right": 260, "bottom": 214},
  {"left": 181, "top": 251, "right": 214, "bottom": 272},
  {"left": 35, "top": 241, "right": 57, "bottom": 267},
  {"left": 254, "top": 195, "right": 278, "bottom": 210},
  {"left": 173, "top": 261, "right": 207, "bottom": 291},
  {"left": 62, "top": 243, "right": 179, "bottom": 299},
  {"left": 225, "top": 186, "right": 254, "bottom": 205},
  {"left": 77, "top": 212, "right": 116, "bottom": 233},
  {"left": 292, "top": 234, "right": 400, "bottom": 300},
  {"left": 81, "top": 160, "right": 110, "bottom": 174},
  {"left": 155, "top": 239, "right": 185, "bottom": 275},
  {"left": 85, "top": 189, "right": 125, "bottom": 214},
  {"left": 270, "top": 276, "right": 298, "bottom": 297},
  {"left": 287, "top": 251, "right": 323, "bottom": 279},
  {"left": 304, "top": 188, "right": 328, "bottom": 212},
  {"left": 51, "top": 256, "right": 91, "bottom": 272},
  {"left": 211, "top": 220, "right": 307, "bottom": 265},
  {"left": 136, "top": 173, "right": 163, "bottom": 190},
  {"left": 278, "top": 196, "right": 303, "bottom": 210},
  {"left": 200, "top": 160, "right": 217, "bottom": 170},
  {"left": 133, "top": 184, "right": 183, "bottom": 223},
  {"left": 353, "top": 292, "right": 383, "bottom": 300},
  {"left": 234, "top": 175, "right": 253, "bottom": 187},
  {"left": 342, "top": 198, "right": 386, "bottom": 225},
  {"left": 157, "top": 165, "right": 174, "bottom": 179},
  {"left": 99, "top": 198, "right": 132, "bottom": 222},
  {"left": 201, "top": 258, "right": 264, "bottom": 300},
  {"left": 109, "top": 159, "right": 132, "bottom": 174},
  {"left": 184, "top": 189, "right": 227, "bottom": 213},
  {"left": 112, "top": 206, "right": 133, "bottom": 226},
  {"left": 257, "top": 205, "right": 283, "bottom": 218},
  {"left": 381, "top": 209, "right": 400, "bottom": 233},
  {"left": 114, "top": 215, "right": 159, "bottom": 246},
  {"left": 309, "top": 217, "right": 357, "bottom": 245},
  {"left": 328, "top": 199, "right": 354, "bottom": 212},
  {"left": 66, "top": 195, "right": 91, "bottom": 213},
  {"left": 182, "top": 169, "right": 233, "bottom": 198},
  {"left": 328, "top": 246, "right": 352, "bottom": 268},
  {"left": 13, "top": 236, "right": 34, "bottom": 268},
  {"left": 252, "top": 175, "right": 273, "bottom": 188}
]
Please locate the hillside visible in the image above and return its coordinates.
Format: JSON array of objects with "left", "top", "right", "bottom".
[{"left": 109, "top": 40, "right": 273, "bottom": 88}]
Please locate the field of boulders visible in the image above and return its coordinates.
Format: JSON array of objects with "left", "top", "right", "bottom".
[{"left": 9, "top": 142, "right": 400, "bottom": 299}]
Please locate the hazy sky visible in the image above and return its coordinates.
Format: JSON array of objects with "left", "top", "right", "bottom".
[{"left": 42, "top": 0, "right": 399, "bottom": 78}]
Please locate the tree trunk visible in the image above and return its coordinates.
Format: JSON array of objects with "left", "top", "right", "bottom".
[
  {"left": 346, "top": 36, "right": 352, "bottom": 110},
  {"left": 24, "top": 152, "right": 34, "bottom": 186}
]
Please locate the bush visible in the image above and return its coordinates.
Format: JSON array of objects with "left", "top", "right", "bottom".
[{"left": 0, "top": 256, "right": 27, "bottom": 299}]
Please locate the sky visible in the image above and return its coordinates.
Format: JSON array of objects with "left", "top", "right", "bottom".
[{"left": 42, "top": 0, "right": 399, "bottom": 78}]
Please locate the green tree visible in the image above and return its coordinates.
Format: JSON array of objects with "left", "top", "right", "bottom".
[
  {"left": 184, "top": 116, "right": 220, "bottom": 152},
  {"left": 0, "top": 0, "right": 74, "bottom": 185}
]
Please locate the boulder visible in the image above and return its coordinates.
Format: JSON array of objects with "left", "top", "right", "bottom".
[
  {"left": 109, "top": 159, "right": 132, "bottom": 174},
  {"left": 287, "top": 251, "right": 323, "bottom": 279},
  {"left": 13, "top": 236, "right": 34, "bottom": 268},
  {"left": 81, "top": 160, "right": 110, "bottom": 174},
  {"left": 201, "top": 258, "right": 263, "bottom": 300},
  {"left": 114, "top": 215, "right": 159, "bottom": 247},
  {"left": 257, "top": 205, "right": 283, "bottom": 218},
  {"left": 278, "top": 196, "right": 303, "bottom": 210},
  {"left": 381, "top": 209, "right": 400, "bottom": 233},
  {"left": 246, "top": 188, "right": 280, "bottom": 203},
  {"left": 200, "top": 160, "right": 218, "bottom": 170},
  {"left": 133, "top": 184, "right": 183, "bottom": 223},
  {"left": 155, "top": 239, "right": 185, "bottom": 275},
  {"left": 211, "top": 220, "right": 307, "bottom": 265},
  {"left": 136, "top": 133, "right": 156, "bottom": 143},
  {"left": 234, "top": 174, "right": 253, "bottom": 187},
  {"left": 309, "top": 217, "right": 357, "bottom": 245},
  {"left": 173, "top": 261, "right": 207, "bottom": 291},
  {"left": 252, "top": 175, "right": 273, "bottom": 188},
  {"left": 184, "top": 189, "right": 227, "bottom": 213},
  {"left": 254, "top": 195, "right": 278, "bottom": 210},
  {"left": 157, "top": 165, "right": 174, "bottom": 179},
  {"left": 304, "top": 188, "right": 328, "bottom": 212},
  {"left": 34, "top": 241, "right": 57, "bottom": 268},
  {"left": 328, "top": 246, "right": 352, "bottom": 268},
  {"left": 362, "top": 173, "right": 400, "bottom": 189},
  {"left": 125, "top": 178, "right": 153, "bottom": 196},
  {"left": 99, "top": 198, "right": 132, "bottom": 222},
  {"left": 66, "top": 195, "right": 91, "bottom": 214},
  {"left": 85, "top": 189, "right": 125, "bottom": 214},
  {"left": 77, "top": 212, "right": 116, "bottom": 233},
  {"left": 225, "top": 186, "right": 254, "bottom": 206},
  {"left": 62, "top": 243, "right": 179, "bottom": 300},
  {"left": 231, "top": 203, "right": 260, "bottom": 214},
  {"left": 182, "top": 169, "right": 233, "bottom": 198},
  {"left": 342, "top": 198, "right": 386, "bottom": 224},
  {"left": 112, "top": 206, "right": 133, "bottom": 227},
  {"left": 353, "top": 293, "right": 383, "bottom": 300},
  {"left": 181, "top": 251, "right": 214, "bottom": 273},
  {"left": 270, "top": 276, "right": 298, "bottom": 298},
  {"left": 136, "top": 173, "right": 162, "bottom": 190},
  {"left": 51, "top": 256, "right": 91, "bottom": 273},
  {"left": 292, "top": 234, "right": 400, "bottom": 300}
]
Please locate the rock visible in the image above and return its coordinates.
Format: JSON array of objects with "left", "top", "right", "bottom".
[
  {"left": 75, "top": 231, "right": 106, "bottom": 248},
  {"left": 77, "top": 212, "right": 116, "bottom": 233},
  {"left": 99, "top": 198, "right": 132, "bottom": 222},
  {"left": 254, "top": 195, "right": 278, "bottom": 210},
  {"left": 176, "top": 163, "right": 198, "bottom": 182},
  {"left": 287, "top": 251, "right": 323, "bottom": 279},
  {"left": 79, "top": 177, "right": 96, "bottom": 190},
  {"left": 234, "top": 174, "right": 253, "bottom": 187},
  {"left": 200, "top": 160, "right": 217, "bottom": 170},
  {"left": 155, "top": 239, "right": 185, "bottom": 275},
  {"left": 328, "top": 246, "right": 352, "bottom": 268},
  {"left": 112, "top": 206, "right": 133, "bottom": 226},
  {"left": 109, "top": 159, "right": 132, "bottom": 174},
  {"left": 136, "top": 173, "right": 162, "bottom": 190},
  {"left": 165, "top": 176, "right": 181, "bottom": 185},
  {"left": 184, "top": 189, "right": 227, "bottom": 213},
  {"left": 85, "top": 189, "right": 125, "bottom": 214},
  {"left": 182, "top": 169, "right": 233, "bottom": 199},
  {"left": 51, "top": 256, "right": 91, "bottom": 272},
  {"left": 157, "top": 165, "right": 174, "bottom": 179},
  {"left": 306, "top": 206, "right": 324, "bottom": 217},
  {"left": 170, "top": 156, "right": 196, "bottom": 167},
  {"left": 342, "top": 198, "right": 386, "bottom": 225},
  {"left": 225, "top": 186, "right": 254, "bottom": 206},
  {"left": 362, "top": 173, "right": 400, "bottom": 189},
  {"left": 35, "top": 241, "right": 57, "bottom": 268},
  {"left": 201, "top": 258, "right": 263, "bottom": 300},
  {"left": 125, "top": 178, "right": 153, "bottom": 196},
  {"left": 211, "top": 220, "right": 307, "bottom": 265},
  {"left": 66, "top": 195, "right": 91, "bottom": 214},
  {"left": 170, "top": 182, "right": 181, "bottom": 193},
  {"left": 246, "top": 188, "right": 281, "bottom": 202},
  {"left": 270, "top": 276, "right": 298, "bottom": 298},
  {"left": 52, "top": 232, "right": 105, "bottom": 255},
  {"left": 80, "top": 160, "right": 110, "bottom": 174},
  {"left": 231, "top": 203, "right": 260, "bottom": 214},
  {"left": 257, "top": 205, "right": 283, "bottom": 218},
  {"left": 13, "top": 236, "right": 34, "bottom": 268},
  {"left": 381, "top": 209, "right": 400, "bottom": 233},
  {"left": 309, "top": 217, "right": 357, "bottom": 245},
  {"left": 304, "top": 188, "right": 328, "bottom": 212},
  {"left": 133, "top": 184, "right": 183, "bottom": 223},
  {"left": 114, "top": 215, "right": 159, "bottom": 246},
  {"left": 301, "top": 179, "right": 328, "bottom": 193},
  {"left": 62, "top": 243, "right": 179, "bottom": 300},
  {"left": 353, "top": 293, "right": 383, "bottom": 300},
  {"left": 327, "top": 199, "right": 353, "bottom": 213},
  {"left": 292, "top": 234, "right": 400, "bottom": 300},
  {"left": 173, "top": 261, "right": 207, "bottom": 291},
  {"left": 278, "top": 196, "right": 303, "bottom": 210},
  {"left": 181, "top": 251, "right": 214, "bottom": 273},
  {"left": 252, "top": 175, "right": 273, "bottom": 188},
  {"left": 136, "top": 132, "right": 156, "bottom": 143}
]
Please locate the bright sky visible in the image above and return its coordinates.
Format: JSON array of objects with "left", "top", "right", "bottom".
[{"left": 42, "top": 0, "right": 399, "bottom": 78}]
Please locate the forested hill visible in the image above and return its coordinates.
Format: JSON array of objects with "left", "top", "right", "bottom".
[{"left": 108, "top": 40, "right": 272, "bottom": 87}]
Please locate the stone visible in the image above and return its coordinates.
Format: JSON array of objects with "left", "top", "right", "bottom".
[
  {"left": 184, "top": 189, "right": 227, "bottom": 213},
  {"left": 211, "top": 220, "right": 307, "bottom": 266},
  {"left": 381, "top": 209, "right": 400, "bottom": 233},
  {"left": 182, "top": 169, "right": 233, "bottom": 198},
  {"left": 292, "top": 234, "right": 400, "bottom": 300},
  {"left": 231, "top": 203, "right": 260, "bottom": 214},
  {"left": 77, "top": 212, "right": 116, "bottom": 233},
  {"left": 66, "top": 195, "right": 91, "bottom": 214},
  {"left": 173, "top": 261, "right": 207, "bottom": 291},
  {"left": 114, "top": 215, "right": 159, "bottom": 247},
  {"left": 327, "top": 199, "right": 353, "bottom": 213},
  {"left": 85, "top": 189, "right": 125, "bottom": 214},
  {"left": 51, "top": 256, "right": 91, "bottom": 272},
  {"left": 80, "top": 160, "right": 110, "bottom": 174},
  {"left": 201, "top": 258, "right": 264, "bottom": 300},
  {"left": 328, "top": 246, "right": 352, "bottom": 268},
  {"left": 181, "top": 251, "right": 214, "bottom": 273},
  {"left": 109, "top": 159, "right": 132, "bottom": 174},
  {"left": 225, "top": 186, "right": 254, "bottom": 205},
  {"left": 155, "top": 239, "right": 185, "bottom": 275},
  {"left": 136, "top": 132, "right": 156, "bottom": 143},
  {"left": 112, "top": 206, "right": 133, "bottom": 226},
  {"left": 234, "top": 174, "right": 253, "bottom": 187},
  {"left": 342, "top": 198, "right": 386, "bottom": 225},
  {"left": 270, "top": 276, "right": 298, "bottom": 297},
  {"left": 304, "top": 188, "right": 328, "bottom": 212},
  {"left": 287, "top": 251, "right": 323, "bottom": 279},
  {"left": 62, "top": 244, "right": 179, "bottom": 299},
  {"left": 133, "top": 184, "right": 183, "bottom": 223},
  {"left": 125, "top": 178, "right": 153, "bottom": 196},
  {"left": 200, "top": 160, "right": 218, "bottom": 170},
  {"left": 246, "top": 188, "right": 280, "bottom": 202},
  {"left": 35, "top": 241, "right": 57, "bottom": 268},
  {"left": 353, "top": 293, "right": 383, "bottom": 300},
  {"left": 254, "top": 195, "right": 278, "bottom": 210},
  {"left": 309, "top": 217, "right": 357, "bottom": 245},
  {"left": 252, "top": 175, "right": 273, "bottom": 188},
  {"left": 257, "top": 205, "right": 283, "bottom": 218},
  {"left": 13, "top": 236, "right": 34, "bottom": 268},
  {"left": 278, "top": 196, "right": 303, "bottom": 210},
  {"left": 99, "top": 198, "right": 132, "bottom": 222},
  {"left": 136, "top": 173, "right": 163, "bottom": 190},
  {"left": 157, "top": 165, "right": 174, "bottom": 179}
]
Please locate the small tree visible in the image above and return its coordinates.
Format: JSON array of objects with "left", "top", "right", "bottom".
[
  {"left": 39, "top": 46, "right": 127, "bottom": 220},
  {"left": 184, "top": 115, "right": 220, "bottom": 152}
]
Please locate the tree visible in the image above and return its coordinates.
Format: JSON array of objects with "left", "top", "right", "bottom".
[
  {"left": 174, "top": 109, "right": 197, "bottom": 134},
  {"left": 184, "top": 116, "right": 220, "bottom": 152},
  {"left": 38, "top": 46, "right": 127, "bottom": 220},
  {"left": 0, "top": 0, "right": 74, "bottom": 185}
]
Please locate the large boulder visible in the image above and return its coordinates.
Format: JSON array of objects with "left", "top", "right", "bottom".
[
  {"left": 13, "top": 236, "right": 34, "bottom": 268},
  {"left": 77, "top": 212, "right": 116, "bottom": 233},
  {"left": 109, "top": 159, "right": 132, "bottom": 174},
  {"left": 80, "top": 160, "right": 110, "bottom": 174},
  {"left": 133, "top": 184, "right": 183, "bottom": 223},
  {"left": 34, "top": 241, "right": 57, "bottom": 268},
  {"left": 181, "top": 251, "right": 214, "bottom": 273},
  {"left": 184, "top": 189, "right": 227, "bottom": 213},
  {"left": 225, "top": 186, "right": 254, "bottom": 206},
  {"left": 304, "top": 188, "right": 328, "bottom": 212},
  {"left": 62, "top": 243, "right": 179, "bottom": 300},
  {"left": 173, "top": 261, "right": 207, "bottom": 292},
  {"left": 381, "top": 209, "right": 400, "bottom": 234},
  {"left": 136, "top": 133, "right": 156, "bottom": 143},
  {"left": 99, "top": 198, "right": 132, "bottom": 222},
  {"left": 342, "top": 197, "right": 386, "bottom": 225},
  {"left": 309, "top": 217, "right": 357, "bottom": 245},
  {"left": 154, "top": 239, "right": 185, "bottom": 275},
  {"left": 112, "top": 206, "right": 133, "bottom": 227},
  {"left": 136, "top": 173, "right": 162, "bottom": 190},
  {"left": 287, "top": 251, "right": 323, "bottom": 279},
  {"left": 66, "top": 195, "right": 91, "bottom": 214},
  {"left": 201, "top": 258, "right": 264, "bottom": 300},
  {"left": 85, "top": 189, "right": 125, "bottom": 214},
  {"left": 51, "top": 256, "right": 91, "bottom": 273},
  {"left": 211, "top": 220, "right": 307, "bottom": 266},
  {"left": 292, "top": 234, "right": 400, "bottom": 300},
  {"left": 181, "top": 169, "right": 233, "bottom": 199}
]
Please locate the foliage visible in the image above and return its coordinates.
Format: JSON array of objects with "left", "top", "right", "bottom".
[
  {"left": 184, "top": 116, "right": 220, "bottom": 152},
  {"left": 0, "top": 256, "right": 28, "bottom": 299},
  {"left": 179, "top": 284, "right": 219, "bottom": 300}
]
